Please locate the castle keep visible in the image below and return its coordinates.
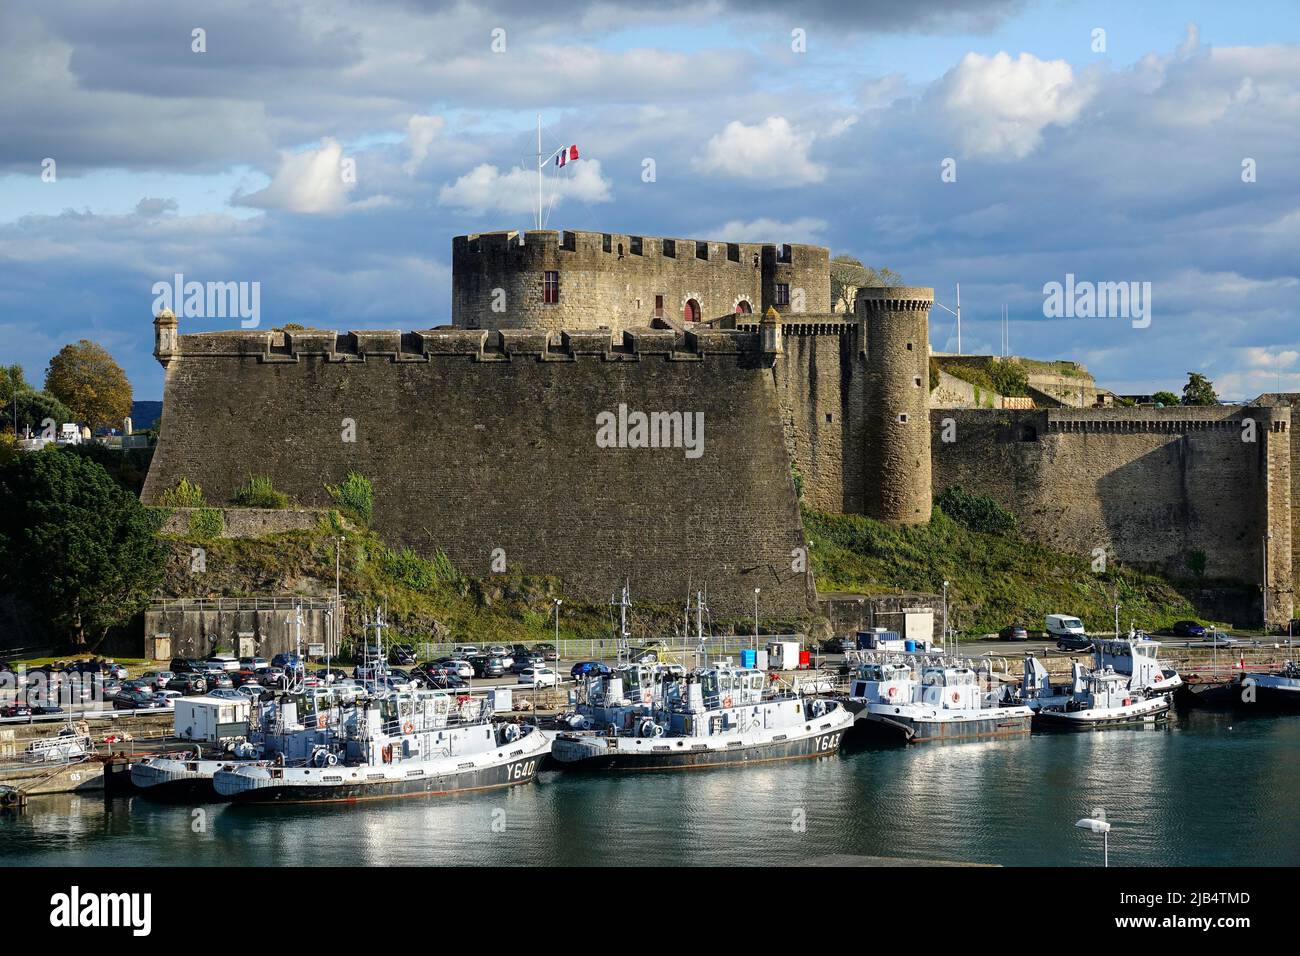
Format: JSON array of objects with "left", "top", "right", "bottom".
[{"left": 144, "top": 228, "right": 1295, "bottom": 626}]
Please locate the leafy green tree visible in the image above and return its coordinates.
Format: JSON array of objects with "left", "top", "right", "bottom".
[
  {"left": 987, "top": 360, "right": 1030, "bottom": 398},
  {"left": 1152, "top": 390, "right": 1180, "bottom": 407},
  {"left": 1182, "top": 372, "right": 1219, "bottom": 407},
  {"left": 0, "top": 449, "right": 165, "bottom": 647},
  {"left": 829, "top": 255, "right": 901, "bottom": 314},
  {"left": 0, "top": 365, "right": 75, "bottom": 436},
  {"left": 44, "top": 340, "right": 133, "bottom": 432}
]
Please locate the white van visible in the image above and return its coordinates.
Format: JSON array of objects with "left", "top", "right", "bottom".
[{"left": 1044, "top": 614, "right": 1087, "bottom": 638}]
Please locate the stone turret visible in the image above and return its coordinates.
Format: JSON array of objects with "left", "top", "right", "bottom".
[
  {"left": 858, "top": 287, "right": 934, "bottom": 524},
  {"left": 154, "top": 308, "right": 178, "bottom": 368},
  {"left": 760, "top": 306, "right": 783, "bottom": 355}
]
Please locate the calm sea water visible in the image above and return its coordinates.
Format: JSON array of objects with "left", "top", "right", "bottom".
[{"left": 2, "top": 710, "right": 1297, "bottom": 867}]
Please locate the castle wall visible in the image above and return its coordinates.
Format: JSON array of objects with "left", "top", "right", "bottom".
[
  {"left": 452, "top": 230, "right": 828, "bottom": 332},
  {"left": 930, "top": 407, "right": 1294, "bottom": 625},
  {"left": 770, "top": 322, "right": 867, "bottom": 513},
  {"left": 144, "top": 326, "right": 812, "bottom": 618}
]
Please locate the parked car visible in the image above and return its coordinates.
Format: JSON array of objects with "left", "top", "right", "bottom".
[
  {"left": 1172, "top": 620, "right": 1207, "bottom": 638},
  {"left": 470, "top": 656, "right": 506, "bottom": 679},
  {"left": 820, "top": 637, "right": 855, "bottom": 654},
  {"left": 1, "top": 701, "right": 33, "bottom": 718},
  {"left": 432, "top": 658, "right": 474, "bottom": 679},
  {"left": 570, "top": 661, "right": 610, "bottom": 680},
  {"left": 999, "top": 624, "right": 1029, "bottom": 642},
  {"left": 208, "top": 688, "right": 245, "bottom": 701},
  {"left": 170, "top": 658, "right": 203, "bottom": 674},
  {"left": 388, "top": 644, "right": 417, "bottom": 665},
  {"left": 166, "top": 673, "right": 208, "bottom": 695},
  {"left": 152, "top": 690, "right": 182, "bottom": 708},
  {"left": 31, "top": 703, "right": 65, "bottom": 715},
  {"left": 316, "top": 667, "right": 349, "bottom": 683},
  {"left": 1055, "top": 635, "right": 1095, "bottom": 652},
  {"left": 239, "top": 657, "right": 269, "bottom": 670},
  {"left": 207, "top": 673, "right": 234, "bottom": 689},
  {"left": 452, "top": 645, "right": 479, "bottom": 658},
  {"left": 517, "top": 666, "right": 558, "bottom": 687},
  {"left": 1204, "top": 632, "right": 1239, "bottom": 646},
  {"left": 271, "top": 653, "right": 303, "bottom": 670},
  {"left": 419, "top": 672, "right": 468, "bottom": 690},
  {"left": 513, "top": 653, "right": 545, "bottom": 674},
  {"left": 628, "top": 647, "right": 659, "bottom": 664},
  {"left": 114, "top": 690, "right": 164, "bottom": 710},
  {"left": 141, "top": 670, "right": 175, "bottom": 690},
  {"left": 119, "top": 679, "right": 154, "bottom": 696},
  {"left": 101, "top": 661, "right": 129, "bottom": 680},
  {"left": 535, "top": 643, "right": 558, "bottom": 661},
  {"left": 205, "top": 655, "right": 241, "bottom": 672}
]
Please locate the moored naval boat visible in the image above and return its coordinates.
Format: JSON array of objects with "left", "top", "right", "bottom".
[
  {"left": 1183, "top": 661, "right": 1300, "bottom": 712},
  {"left": 1094, "top": 634, "right": 1183, "bottom": 695},
  {"left": 131, "top": 686, "right": 344, "bottom": 799},
  {"left": 213, "top": 689, "right": 549, "bottom": 803},
  {"left": 550, "top": 662, "right": 852, "bottom": 770},
  {"left": 845, "top": 659, "right": 1034, "bottom": 743},
  {"left": 1013, "top": 655, "right": 1169, "bottom": 729}
]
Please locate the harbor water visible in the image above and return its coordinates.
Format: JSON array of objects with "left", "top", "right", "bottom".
[{"left": 2, "top": 710, "right": 1297, "bottom": 867}]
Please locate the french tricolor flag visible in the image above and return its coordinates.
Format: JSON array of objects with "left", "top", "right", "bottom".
[{"left": 555, "top": 145, "right": 580, "bottom": 167}]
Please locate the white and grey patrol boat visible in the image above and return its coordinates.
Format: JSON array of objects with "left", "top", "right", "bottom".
[
  {"left": 131, "top": 686, "right": 344, "bottom": 800},
  {"left": 845, "top": 659, "right": 1034, "bottom": 743},
  {"left": 1094, "top": 634, "right": 1183, "bottom": 695},
  {"left": 551, "top": 662, "right": 852, "bottom": 770},
  {"left": 213, "top": 689, "right": 549, "bottom": 804},
  {"left": 1013, "top": 655, "right": 1169, "bottom": 729}
]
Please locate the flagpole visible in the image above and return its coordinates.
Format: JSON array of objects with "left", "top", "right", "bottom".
[{"left": 537, "top": 114, "right": 543, "bottom": 230}]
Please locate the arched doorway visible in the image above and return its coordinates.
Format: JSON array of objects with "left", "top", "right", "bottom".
[
  {"left": 735, "top": 300, "right": 752, "bottom": 314},
  {"left": 683, "top": 298, "right": 701, "bottom": 323}
]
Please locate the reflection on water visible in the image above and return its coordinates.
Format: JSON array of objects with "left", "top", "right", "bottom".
[{"left": 2, "top": 711, "right": 1297, "bottom": 867}]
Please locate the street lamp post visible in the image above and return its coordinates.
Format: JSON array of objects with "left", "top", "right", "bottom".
[
  {"left": 334, "top": 534, "right": 345, "bottom": 655},
  {"left": 942, "top": 581, "right": 949, "bottom": 656},
  {"left": 554, "top": 598, "right": 562, "bottom": 649},
  {"left": 753, "top": 588, "right": 761, "bottom": 653},
  {"left": 1075, "top": 812, "right": 1111, "bottom": 867}
]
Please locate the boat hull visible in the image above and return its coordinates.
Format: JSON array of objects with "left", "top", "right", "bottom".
[
  {"left": 551, "top": 714, "right": 851, "bottom": 771},
  {"left": 1033, "top": 697, "right": 1169, "bottom": 729},
  {"left": 130, "top": 756, "right": 259, "bottom": 801},
  {"left": 849, "top": 705, "right": 1033, "bottom": 744},
  {"left": 215, "top": 731, "right": 550, "bottom": 804},
  {"left": 1182, "top": 678, "right": 1300, "bottom": 713}
]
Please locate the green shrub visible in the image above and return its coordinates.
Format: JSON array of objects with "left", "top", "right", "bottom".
[
  {"left": 326, "top": 471, "right": 373, "bottom": 525},
  {"left": 935, "top": 486, "right": 1016, "bottom": 535},
  {"left": 159, "top": 478, "right": 205, "bottom": 508},
  {"left": 233, "top": 474, "right": 289, "bottom": 509},
  {"left": 987, "top": 360, "right": 1030, "bottom": 398},
  {"left": 1187, "top": 550, "right": 1207, "bottom": 577},
  {"left": 187, "top": 507, "right": 224, "bottom": 539},
  {"left": 381, "top": 546, "right": 461, "bottom": 591}
]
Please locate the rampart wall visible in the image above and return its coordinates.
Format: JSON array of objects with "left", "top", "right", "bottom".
[{"left": 144, "top": 324, "right": 813, "bottom": 618}]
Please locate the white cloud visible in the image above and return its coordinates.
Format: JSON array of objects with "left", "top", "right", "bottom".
[
  {"left": 437, "top": 159, "right": 612, "bottom": 216},
  {"left": 935, "top": 51, "right": 1095, "bottom": 159},
  {"left": 710, "top": 217, "right": 828, "bottom": 244},
  {"left": 696, "top": 116, "right": 825, "bottom": 185},
  {"left": 1241, "top": 346, "right": 1300, "bottom": 368},
  {"left": 233, "top": 138, "right": 357, "bottom": 214},
  {"left": 403, "top": 115, "right": 445, "bottom": 175}
]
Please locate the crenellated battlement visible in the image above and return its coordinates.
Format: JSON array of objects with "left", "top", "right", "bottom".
[
  {"left": 162, "top": 323, "right": 760, "bottom": 365},
  {"left": 453, "top": 228, "right": 826, "bottom": 267}
]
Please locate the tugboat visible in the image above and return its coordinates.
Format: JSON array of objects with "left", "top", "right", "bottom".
[
  {"left": 1014, "top": 655, "right": 1169, "bottom": 728},
  {"left": 844, "top": 659, "right": 1034, "bottom": 743},
  {"left": 130, "top": 687, "right": 345, "bottom": 799},
  {"left": 1093, "top": 633, "right": 1183, "bottom": 695},
  {"left": 551, "top": 662, "right": 852, "bottom": 770},
  {"left": 213, "top": 689, "right": 549, "bottom": 803}
]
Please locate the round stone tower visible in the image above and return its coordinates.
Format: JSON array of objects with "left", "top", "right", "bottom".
[{"left": 857, "top": 286, "right": 934, "bottom": 524}]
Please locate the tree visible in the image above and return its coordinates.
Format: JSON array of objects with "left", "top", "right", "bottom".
[
  {"left": 44, "top": 340, "right": 133, "bottom": 432},
  {"left": 829, "top": 255, "right": 901, "bottom": 314},
  {"left": 1182, "top": 372, "right": 1219, "bottom": 407},
  {"left": 1, "top": 364, "right": 75, "bottom": 437},
  {"left": 0, "top": 449, "right": 165, "bottom": 647},
  {"left": 1151, "top": 390, "right": 1180, "bottom": 407}
]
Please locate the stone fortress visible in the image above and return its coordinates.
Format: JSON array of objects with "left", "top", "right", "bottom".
[{"left": 143, "top": 228, "right": 1295, "bottom": 626}]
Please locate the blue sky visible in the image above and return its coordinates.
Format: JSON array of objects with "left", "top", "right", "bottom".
[{"left": 2, "top": 0, "right": 1299, "bottom": 400}]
